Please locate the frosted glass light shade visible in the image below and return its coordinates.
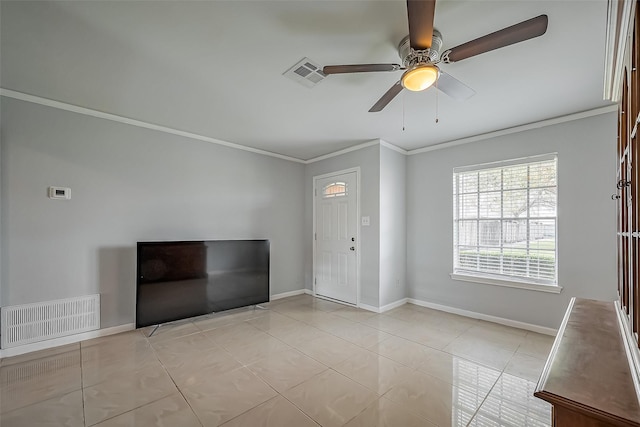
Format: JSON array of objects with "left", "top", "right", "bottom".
[{"left": 401, "top": 65, "right": 439, "bottom": 92}]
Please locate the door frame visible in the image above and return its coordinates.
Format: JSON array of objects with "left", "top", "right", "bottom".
[{"left": 312, "top": 167, "right": 361, "bottom": 306}]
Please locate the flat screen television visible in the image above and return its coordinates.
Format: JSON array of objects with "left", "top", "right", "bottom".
[{"left": 136, "top": 240, "right": 269, "bottom": 328}]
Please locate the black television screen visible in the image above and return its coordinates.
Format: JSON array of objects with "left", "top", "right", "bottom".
[{"left": 136, "top": 240, "right": 269, "bottom": 328}]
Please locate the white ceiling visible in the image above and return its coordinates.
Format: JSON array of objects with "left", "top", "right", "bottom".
[{"left": 1, "top": 0, "right": 614, "bottom": 160}]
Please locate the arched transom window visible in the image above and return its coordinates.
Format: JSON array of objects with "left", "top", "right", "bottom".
[{"left": 322, "top": 182, "right": 347, "bottom": 198}]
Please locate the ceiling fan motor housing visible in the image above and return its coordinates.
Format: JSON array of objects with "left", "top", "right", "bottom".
[{"left": 399, "top": 29, "right": 443, "bottom": 67}]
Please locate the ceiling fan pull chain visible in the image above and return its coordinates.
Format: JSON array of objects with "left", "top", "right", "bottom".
[
  {"left": 435, "top": 78, "right": 439, "bottom": 123},
  {"left": 402, "top": 92, "right": 406, "bottom": 131}
]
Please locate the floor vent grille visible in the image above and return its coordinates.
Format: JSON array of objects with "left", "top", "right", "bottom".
[{"left": 1, "top": 294, "right": 100, "bottom": 348}]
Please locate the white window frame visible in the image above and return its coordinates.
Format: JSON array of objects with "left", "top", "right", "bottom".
[{"left": 451, "top": 153, "right": 562, "bottom": 294}]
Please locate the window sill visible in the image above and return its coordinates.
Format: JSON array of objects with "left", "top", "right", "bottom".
[{"left": 450, "top": 273, "right": 562, "bottom": 294}]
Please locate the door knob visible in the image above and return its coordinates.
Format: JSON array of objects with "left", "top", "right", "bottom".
[{"left": 350, "top": 246, "right": 355, "bottom": 251}]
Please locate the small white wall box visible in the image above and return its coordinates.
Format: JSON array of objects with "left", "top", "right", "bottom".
[{"left": 48, "top": 186, "right": 71, "bottom": 200}]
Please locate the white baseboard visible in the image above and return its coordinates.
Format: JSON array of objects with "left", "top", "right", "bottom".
[
  {"left": 358, "top": 303, "right": 380, "bottom": 313},
  {"left": 380, "top": 298, "right": 409, "bottom": 313},
  {"left": 271, "top": 289, "right": 309, "bottom": 300},
  {"left": 407, "top": 298, "right": 557, "bottom": 336},
  {"left": 359, "top": 299, "right": 408, "bottom": 314},
  {"left": 0, "top": 323, "right": 136, "bottom": 359}
]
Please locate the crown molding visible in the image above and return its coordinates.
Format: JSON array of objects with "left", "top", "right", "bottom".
[
  {"left": 407, "top": 105, "right": 618, "bottom": 156},
  {"left": 0, "top": 88, "right": 306, "bottom": 164}
]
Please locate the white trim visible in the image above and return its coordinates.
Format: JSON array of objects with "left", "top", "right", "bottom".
[
  {"left": 604, "top": 0, "right": 636, "bottom": 101},
  {"left": 305, "top": 140, "right": 380, "bottom": 164},
  {"left": 270, "top": 289, "right": 307, "bottom": 300},
  {"left": 312, "top": 167, "right": 361, "bottom": 307},
  {"left": 535, "top": 297, "right": 575, "bottom": 392},
  {"left": 379, "top": 140, "right": 408, "bottom": 155},
  {"left": 453, "top": 153, "right": 557, "bottom": 174},
  {"left": 407, "top": 105, "right": 618, "bottom": 156},
  {"left": 0, "top": 323, "right": 135, "bottom": 359},
  {"left": 450, "top": 273, "right": 562, "bottom": 294},
  {"left": 0, "top": 88, "right": 305, "bottom": 164},
  {"left": 358, "top": 303, "right": 381, "bottom": 313},
  {"left": 407, "top": 297, "right": 557, "bottom": 336},
  {"left": 615, "top": 300, "right": 640, "bottom": 404},
  {"left": 2, "top": 88, "right": 617, "bottom": 163},
  {"left": 379, "top": 298, "right": 409, "bottom": 313}
]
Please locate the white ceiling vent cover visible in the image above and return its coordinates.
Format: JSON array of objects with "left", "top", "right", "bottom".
[{"left": 283, "top": 57, "right": 326, "bottom": 88}]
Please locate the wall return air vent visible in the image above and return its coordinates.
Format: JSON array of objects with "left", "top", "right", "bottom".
[{"left": 283, "top": 57, "right": 326, "bottom": 88}]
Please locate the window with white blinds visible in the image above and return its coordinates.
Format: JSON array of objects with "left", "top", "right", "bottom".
[{"left": 453, "top": 154, "right": 557, "bottom": 286}]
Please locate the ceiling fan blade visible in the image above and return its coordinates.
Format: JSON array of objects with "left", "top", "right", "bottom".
[
  {"left": 444, "top": 14, "right": 548, "bottom": 63},
  {"left": 323, "top": 64, "right": 402, "bottom": 75},
  {"left": 407, "top": 0, "right": 436, "bottom": 50},
  {"left": 436, "top": 71, "right": 476, "bottom": 100},
  {"left": 369, "top": 81, "right": 404, "bottom": 112}
]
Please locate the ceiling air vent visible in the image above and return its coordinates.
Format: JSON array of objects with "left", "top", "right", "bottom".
[{"left": 283, "top": 57, "right": 326, "bottom": 88}]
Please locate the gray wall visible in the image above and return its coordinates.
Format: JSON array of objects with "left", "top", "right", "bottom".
[
  {"left": 379, "top": 145, "right": 407, "bottom": 307},
  {"left": 1, "top": 97, "right": 305, "bottom": 328},
  {"left": 304, "top": 144, "right": 380, "bottom": 307},
  {"left": 406, "top": 112, "right": 618, "bottom": 329}
]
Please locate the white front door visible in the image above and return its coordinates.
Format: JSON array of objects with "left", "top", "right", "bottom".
[{"left": 314, "top": 171, "right": 358, "bottom": 304}]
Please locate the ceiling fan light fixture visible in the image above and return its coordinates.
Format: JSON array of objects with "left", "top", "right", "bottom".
[{"left": 401, "top": 64, "right": 439, "bottom": 91}]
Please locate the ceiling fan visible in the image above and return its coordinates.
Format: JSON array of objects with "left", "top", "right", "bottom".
[{"left": 322, "top": 0, "right": 548, "bottom": 112}]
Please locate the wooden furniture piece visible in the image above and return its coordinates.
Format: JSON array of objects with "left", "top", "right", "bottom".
[{"left": 535, "top": 298, "right": 640, "bottom": 426}]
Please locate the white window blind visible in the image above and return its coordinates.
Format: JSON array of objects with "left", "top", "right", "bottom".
[{"left": 453, "top": 154, "right": 557, "bottom": 286}]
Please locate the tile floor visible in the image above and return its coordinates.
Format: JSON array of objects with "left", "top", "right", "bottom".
[{"left": 0, "top": 294, "right": 555, "bottom": 426}]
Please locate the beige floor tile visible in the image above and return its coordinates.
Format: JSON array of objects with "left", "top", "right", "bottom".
[
  {"left": 221, "top": 395, "right": 319, "bottom": 427},
  {"left": 181, "top": 367, "right": 277, "bottom": 427},
  {"left": 333, "top": 350, "right": 415, "bottom": 395},
  {"left": 163, "top": 346, "right": 243, "bottom": 386},
  {"left": 82, "top": 343, "right": 159, "bottom": 388},
  {"left": 444, "top": 335, "right": 516, "bottom": 371},
  {"left": 247, "top": 347, "right": 327, "bottom": 392},
  {"left": 0, "top": 349, "right": 82, "bottom": 413},
  {"left": 222, "top": 334, "right": 293, "bottom": 365},
  {"left": 383, "top": 305, "right": 438, "bottom": 324},
  {"left": 0, "top": 389, "right": 84, "bottom": 427},
  {"left": 395, "top": 324, "right": 460, "bottom": 350},
  {"left": 293, "top": 334, "right": 368, "bottom": 367},
  {"left": 308, "top": 312, "right": 359, "bottom": 334},
  {"left": 151, "top": 331, "right": 218, "bottom": 358},
  {"left": 362, "top": 314, "right": 413, "bottom": 334},
  {"left": 458, "top": 323, "right": 526, "bottom": 352},
  {"left": 504, "top": 352, "right": 546, "bottom": 382},
  {"left": 0, "top": 343, "right": 80, "bottom": 367},
  {"left": 416, "top": 349, "right": 500, "bottom": 395},
  {"left": 192, "top": 308, "right": 266, "bottom": 331},
  {"left": 83, "top": 362, "right": 177, "bottom": 425},
  {"left": 283, "top": 369, "right": 378, "bottom": 427},
  {"left": 468, "top": 410, "right": 550, "bottom": 427},
  {"left": 92, "top": 394, "right": 201, "bottom": 427},
  {"left": 83, "top": 330, "right": 148, "bottom": 350},
  {"left": 518, "top": 332, "right": 555, "bottom": 359},
  {"left": 142, "top": 321, "right": 201, "bottom": 344},
  {"left": 383, "top": 370, "right": 482, "bottom": 427},
  {"left": 487, "top": 373, "right": 552, "bottom": 423},
  {"left": 246, "top": 311, "right": 301, "bottom": 332},
  {"left": 308, "top": 298, "right": 347, "bottom": 312},
  {"left": 344, "top": 397, "right": 437, "bottom": 427},
  {"left": 368, "top": 336, "right": 439, "bottom": 369},
  {"left": 0, "top": 296, "right": 551, "bottom": 427},
  {"left": 203, "top": 322, "right": 267, "bottom": 346},
  {"left": 327, "top": 322, "right": 392, "bottom": 348},
  {"left": 332, "top": 306, "right": 378, "bottom": 323},
  {"left": 265, "top": 321, "right": 329, "bottom": 347}
]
